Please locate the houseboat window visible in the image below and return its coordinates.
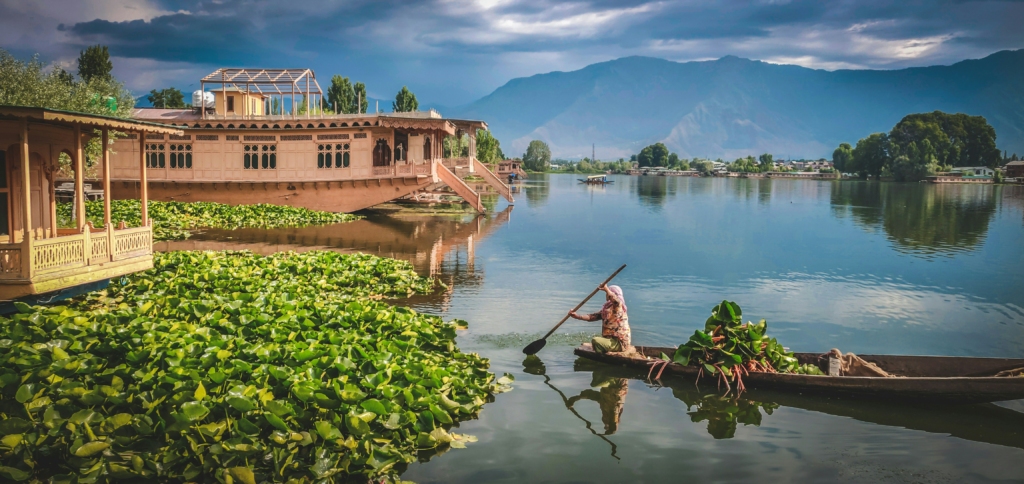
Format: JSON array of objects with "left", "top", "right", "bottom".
[
  {"left": 169, "top": 144, "right": 193, "bottom": 169},
  {"left": 318, "top": 143, "right": 349, "bottom": 169},
  {"left": 244, "top": 145, "right": 255, "bottom": 169},
  {"left": 394, "top": 132, "right": 408, "bottom": 162},
  {"left": 145, "top": 144, "right": 165, "bottom": 168},
  {"left": 227, "top": 96, "right": 235, "bottom": 112},
  {"left": 424, "top": 137, "right": 432, "bottom": 159},
  {"left": 373, "top": 139, "right": 392, "bottom": 166},
  {"left": 270, "top": 145, "right": 276, "bottom": 169},
  {"left": 246, "top": 145, "right": 275, "bottom": 169}
]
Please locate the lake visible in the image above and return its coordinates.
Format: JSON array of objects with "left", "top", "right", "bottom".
[{"left": 165, "top": 174, "right": 1024, "bottom": 483}]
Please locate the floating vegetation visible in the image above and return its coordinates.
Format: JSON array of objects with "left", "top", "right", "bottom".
[
  {"left": 57, "top": 200, "right": 359, "bottom": 241},
  {"left": 476, "top": 331, "right": 597, "bottom": 349},
  {"left": 671, "top": 301, "right": 799, "bottom": 392},
  {"left": 0, "top": 250, "right": 504, "bottom": 482}
]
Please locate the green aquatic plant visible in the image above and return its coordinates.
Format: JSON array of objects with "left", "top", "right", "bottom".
[
  {"left": 57, "top": 200, "right": 359, "bottom": 241},
  {"left": 0, "top": 250, "right": 504, "bottom": 482},
  {"left": 671, "top": 301, "right": 798, "bottom": 392}
]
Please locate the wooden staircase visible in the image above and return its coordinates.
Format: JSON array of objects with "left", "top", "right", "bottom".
[
  {"left": 435, "top": 163, "right": 484, "bottom": 213},
  {"left": 472, "top": 158, "right": 514, "bottom": 204}
]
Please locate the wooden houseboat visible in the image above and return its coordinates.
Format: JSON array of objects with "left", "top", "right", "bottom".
[
  {"left": 108, "top": 68, "right": 512, "bottom": 213},
  {"left": 0, "top": 106, "right": 178, "bottom": 302}
]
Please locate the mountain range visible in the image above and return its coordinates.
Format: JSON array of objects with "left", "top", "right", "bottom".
[{"left": 449, "top": 50, "right": 1024, "bottom": 160}]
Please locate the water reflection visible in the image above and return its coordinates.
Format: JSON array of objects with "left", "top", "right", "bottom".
[
  {"left": 570, "top": 357, "right": 1024, "bottom": 450},
  {"left": 157, "top": 206, "right": 513, "bottom": 309},
  {"left": 523, "top": 355, "right": 622, "bottom": 459},
  {"left": 523, "top": 175, "right": 550, "bottom": 208},
  {"left": 831, "top": 182, "right": 998, "bottom": 257},
  {"left": 632, "top": 176, "right": 677, "bottom": 209}
]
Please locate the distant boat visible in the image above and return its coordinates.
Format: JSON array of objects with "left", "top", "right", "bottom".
[{"left": 579, "top": 174, "right": 613, "bottom": 185}]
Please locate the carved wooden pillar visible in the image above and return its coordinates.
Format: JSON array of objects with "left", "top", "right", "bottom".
[
  {"left": 74, "top": 124, "right": 85, "bottom": 230},
  {"left": 102, "top": 128, "right": 113, "bottom": 261},
  {"left": 139, "top": 131, "right": 149, "bottom": 227},
  {"left": 20, "top": 120, "right": 32, "bottom": 278}
]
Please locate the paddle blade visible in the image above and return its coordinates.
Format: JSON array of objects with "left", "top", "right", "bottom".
[{"left": 522, "top": 339, "right": 547, "bottom": 355}]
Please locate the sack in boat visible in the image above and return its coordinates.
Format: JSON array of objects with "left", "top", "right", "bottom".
[{"left": 829, "top": 349, "right": 895, "bottom": 377}]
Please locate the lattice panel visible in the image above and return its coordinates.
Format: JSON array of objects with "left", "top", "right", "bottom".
[
  {"left": 33, "top": 238, "right": 85, "bottom": 272},
  {"left": 0, "top": 249, "right": 21, "bottom": 276},
  {"left": 373, "top": 166, "right": 394, "bottom": 176},
  {"left": 113, "top": 228, "right": 152, "bottom": 260},
  {"left": 416, "top": 163, "right": 432, "bottom": 175},
  {"left": 91, "top": 237, "right": 109, "bottom": 262}
]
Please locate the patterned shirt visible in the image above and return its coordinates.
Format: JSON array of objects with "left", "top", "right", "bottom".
[{"left": 579, "top": 298, "right": 631, "bottom": 347}]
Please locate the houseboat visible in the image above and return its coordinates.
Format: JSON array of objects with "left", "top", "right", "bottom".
[
  {"left": 108, "top": 68, "right": 512, "bottom": 214},
  {"left": 0, "top": 106, "right": 177, "bottom": 302}
]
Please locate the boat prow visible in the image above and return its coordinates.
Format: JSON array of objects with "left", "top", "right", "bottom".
[{"left": 574, "top": 345, "right": 1024, "bottom": 404}]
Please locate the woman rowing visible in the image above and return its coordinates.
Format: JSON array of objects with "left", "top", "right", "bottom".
[{"left": 569, "top": 284, "right": 631, "bottom": 354}]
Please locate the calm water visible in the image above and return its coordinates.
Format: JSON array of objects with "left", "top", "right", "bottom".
[{"left": 168, "top": 174, "right": 1024, "bottom": 483}]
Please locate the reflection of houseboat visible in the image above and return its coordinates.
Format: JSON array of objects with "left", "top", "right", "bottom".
[
  {"left": 0, "top": 106, "right": 174, "bottom": 303},
  {"left": 579, "top": 174, "right": 614, "bottom": 184},
  {"left": 108, "top": 68, "right": 511, "bottom": 214}
]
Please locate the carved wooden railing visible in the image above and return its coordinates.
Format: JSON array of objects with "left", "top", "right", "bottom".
[
  {"left": 112, "top": 226, "right": 152, "bottom": 261},
  {"left": 372, "top": 166, "right": 394, "bottom": 177},
  {"left": 415, "top": 163, "right": 432, "bottom": 175},
  {"left": 0, "top": 246, "right": 22, "bottom": 279},
  {"left": 442, "top": 157, "right": 470, "bottom": 170},
  {"left": 90, "top": 235, "right": 109, "bottom": 261},
  {"left": 33, "top": 234, "right": 86, "bottom": 274},
  {"left": 396, "top": 164, "right": 413, "bottom": 175}
]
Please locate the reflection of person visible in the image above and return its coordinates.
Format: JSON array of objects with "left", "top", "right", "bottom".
[
  {"left": 508, "top": 173, "right": 515, "bottom": 185},
  {"left": 567, "top": 372, "right": 629, "bottom": 435},
  {"left": 569, "top": 284, "right": 631, "bottom": 354}
]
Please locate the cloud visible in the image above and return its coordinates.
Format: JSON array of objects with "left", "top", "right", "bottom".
[{"left": 1, "top": 0, "right": 1022, "bottom": 105}]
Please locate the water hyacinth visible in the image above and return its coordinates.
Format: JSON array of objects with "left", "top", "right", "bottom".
[
  {"left": 0, "top": 251, "right": 506, "bottom": 482},
  {"left": 57, "top": 200, "right": 359, "bottom": 241}
]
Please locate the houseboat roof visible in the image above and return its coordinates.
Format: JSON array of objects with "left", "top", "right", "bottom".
[
  {"left": 0, "top": 105, "right": 184, "bottom": 135},
  {"left": 131, "top": 108, "right": 486, "bottom": 135}
]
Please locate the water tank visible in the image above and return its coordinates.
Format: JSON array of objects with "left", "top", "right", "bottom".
[{"left": 192, "top": 90, "right": 215, "bottom": 110}]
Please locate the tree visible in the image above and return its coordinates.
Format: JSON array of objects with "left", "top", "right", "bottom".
[
  {"left": 326, "top": 75, "right": 354, "bottom": 114},
  {"left": 392, "top": 86, "right": 418, "bottom": 112},
  {"left": 637, "top": 142, "right": 669, "bottom": 167},
  {"left": 522, "top": 140, "right": 551, "bottom": 171},
  {"left": 758, "top": 153, "right": 774, "bottom": 172},
  {"left": 77, "top": 45, "right": 112, "bottom": 82},
  {"left": 852, "top": 133, "right": 890, "bottom": 179},
  {"left": 889, "top": 111, "right": 1000, "bottom": 168},
  {"left": 668, "top": 152, "right": 680, "bottom": 168},
  {"left": 692, "top": 160, "right": 714, "bottom": 175},
  {"left": 352, "top": 82, "right": 367, "bottom": 114},
  {"left": 147, "top": 87, "right": 185, "bottom": 108},
  {"left": 832, "top": 143, "right": 854, "bottom": 173},
  {"left": 475, "top": 129, "right": 502, "bottom": 163}
]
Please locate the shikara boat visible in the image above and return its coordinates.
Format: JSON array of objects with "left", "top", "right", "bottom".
[
  {"left": 579, "top": 174, "right": 614, "bottom": 184},
  {"left": 574, "top": 345, "right": 1024, "bottom": 404}
]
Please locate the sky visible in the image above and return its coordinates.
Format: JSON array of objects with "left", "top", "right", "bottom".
[{"left": 2, "top": 0, "right": 1023, "bottom": 108}]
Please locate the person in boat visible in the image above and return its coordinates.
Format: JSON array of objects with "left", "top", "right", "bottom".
[{"left": 569, "top": 284, "right": 631, "bottom": 354}]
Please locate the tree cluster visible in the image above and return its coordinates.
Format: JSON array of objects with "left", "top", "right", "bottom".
[
  {"left": 325, "top": 75, "right": 367, "bottom": 114},
  {"left": 474, "top": 130, "right": 504, "bottom": 164},
  {"left": 392, "top": 86, "right": 418, "bottom": 113},
  {"left": 833, "top": 111, "right": 1001, "bottom": 182},
  {"left": 522, "top": 140, "right": 551, "bottom": 171},
  {"left": 555, "top": 158, "right": 633, "bottom": 174},
  {"left": 147, "top": 87, "right": 186, "bottom": 108}
]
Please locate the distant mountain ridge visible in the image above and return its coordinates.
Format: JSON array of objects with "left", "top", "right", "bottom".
[{"left": 450, "top": 50, "right": 1024, "bottom": 159}]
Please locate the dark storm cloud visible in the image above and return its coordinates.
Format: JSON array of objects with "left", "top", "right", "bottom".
[{"left": 3, "top": 0, "right": 1022, "bottom": 104}]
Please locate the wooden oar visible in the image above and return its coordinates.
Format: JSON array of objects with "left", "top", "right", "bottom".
[{"left": 522, "top": 264, "right": 627, "bottom": 355}]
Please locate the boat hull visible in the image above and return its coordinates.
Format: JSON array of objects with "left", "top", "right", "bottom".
[{"left": 574, "top": 345, "right": 1024, "bottom": 404}]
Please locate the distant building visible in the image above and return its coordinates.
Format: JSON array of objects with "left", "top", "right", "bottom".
[
  {"left": 1004, "top": 160, "right": 1024, "bottom": 179},
  {"left": 951, "top": 166, "right": 994, "bottom": 178}
]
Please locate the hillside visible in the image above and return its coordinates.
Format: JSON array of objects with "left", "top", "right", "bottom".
[{"left": 450, "top": 50, "right": 1024, "bottom": 159}]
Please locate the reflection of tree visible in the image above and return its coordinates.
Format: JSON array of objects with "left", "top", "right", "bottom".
[
  {"left": 831, "top": 182, "right": 996, "bottom": 256},
  {"left": 633, "top": 176, "right": 676, "bottom": 209},
  {"left": 671, "top": 389, "right": 778, "bottom": 439},
  {"left": 524, "top": 174, "right": 550, "bottom": 208},
  {"left": 757, "top": 178, "right": 772, "bottom": 205}
]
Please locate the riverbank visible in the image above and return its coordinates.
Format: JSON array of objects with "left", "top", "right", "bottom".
[{"left": 0, "top": 250, "right": 506, "bottom": 482}]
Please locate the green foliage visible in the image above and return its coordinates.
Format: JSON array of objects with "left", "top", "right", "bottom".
[
  {"left": 522, "top": 140, "right": 551, "bottom": 171},
  {"left": 636, "top": 143, "right": 669, "bottom": 167},
  {"left": 443, "top": 135, "right": 468, "bottom": 158},
  {"left": 326, "top": 75, "right": 355, "bottom": 114},
  {"left": 0, "top": 49, "right": 134, "bottom": 119},
  {"left": 692, "top": 160, "right": 715, "bottom": 175},
  {"left": 852, "top": 132, "right": 890, "bottom": 179},
  {"left": 672, "top": 301, "right": 798, "bottom": 390},
  {"left": 77, "top": 45, "right": 112, "bottom": 83},
  {"left": 889, "top": 111, "right": 1000, "bottom": 168},
  {"left": 832, "top": 143, "right": 853, "bottom": 173},
  {"left": 392, "top": 87, "right": 418, "bottom": 113},
  {"left": 147, "top": 88, "right": 186, "bottom": 108},
  {"left": 793, "top": 364, "right": 825, "bottom": 375},
  {"left": 0, "top": 250, "right": 501, "bottom": 482},
  {"left": 352, "top": 83, "right": 367, "bottom": 115},
  {"left": 728, "top": 156, "right": 760, "bottom": 173},
  {"left": 57, "top": 200, "right": 358, "bottom": 241},
  {"left": 758, "top": 153, "right": 773, "bottom": 171},
  {"left": 474, "top": 130, "right": 502, "bottom": 164}
]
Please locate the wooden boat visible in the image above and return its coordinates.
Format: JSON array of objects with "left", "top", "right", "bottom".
[
  {"left": 579, "top": 174, "right": 613, "bottom": 185},
  {"left": 574, "top": 345, "right": 1024, "bottom": 404}
]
